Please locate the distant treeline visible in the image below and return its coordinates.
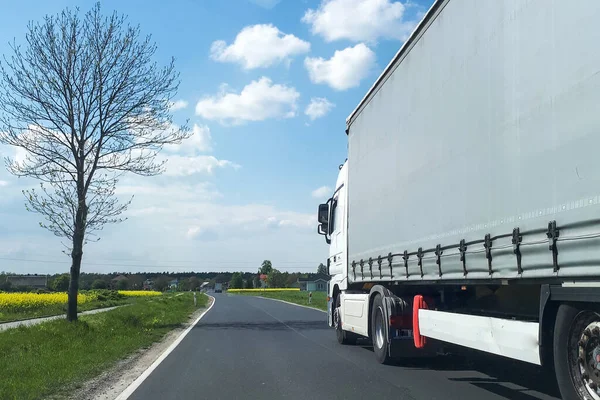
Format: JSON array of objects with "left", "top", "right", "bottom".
[{"left": 0, "top": 271, "right": 322, "bottom": 292}]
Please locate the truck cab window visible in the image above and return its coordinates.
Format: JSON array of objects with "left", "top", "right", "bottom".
[{"left": 329, "top": 199, "right": 338, "bottom": 235}]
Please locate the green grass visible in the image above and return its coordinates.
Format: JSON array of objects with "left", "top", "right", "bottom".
[
  {"left": 0, "top": 296, "right": 132, "bottom": 324},
  {"left": 235, "top": 290, "right": 327, "bottom": 311},
  {"left": 0, "top": 292, "right": 207, "bottom": 400}
]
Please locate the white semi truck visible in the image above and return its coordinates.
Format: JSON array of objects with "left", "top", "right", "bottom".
[{"left": 316, "top": 1, "right": 600, "bottom": 399}]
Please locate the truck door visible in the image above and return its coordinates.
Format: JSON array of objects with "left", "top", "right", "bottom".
[{"left": 328, "top": 184, "right": 346, "bottom": 276}]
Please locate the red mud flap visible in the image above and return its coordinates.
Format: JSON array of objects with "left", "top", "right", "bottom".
[{"left": 413, "top": 295, "right": 428, "bottom": 348}]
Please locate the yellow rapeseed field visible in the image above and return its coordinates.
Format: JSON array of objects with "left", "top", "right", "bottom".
[
  {"left": 118, "top": 290, "right": 162, "bottom": 297},
  {"left": 0, "top": 292, "right": 96, "bottom": 311}
]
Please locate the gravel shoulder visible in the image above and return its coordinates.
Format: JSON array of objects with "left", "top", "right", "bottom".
[{"left": 66, "top": 297, "right": 213, "bottom": 400}]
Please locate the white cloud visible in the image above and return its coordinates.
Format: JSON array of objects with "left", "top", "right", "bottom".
[
  {"left": 304, "top": 44, "right": 375, "bottom": 90},
  {"left": 1, "top": 169, "right": 326, "bottom": 273},
  {"left": 165, "top": 124, "right": 212, "bottom": 154},
  {"left": 305, "top": 98, "right": 335, "bottom": 120},
  {"left": 169, "top": 100, "right": 189, "bottom": 111},
  {"left": 116, "top": 182, "right": 317, "bottom": 242},
  {"left": 195, "top": 77, "right": 300, "bottom": 125},
  {"left": 311, "top": 186, "right": 331, "bottom": 199},
  {"left": 210, "top": 24, "right": 310, "bottom": 69},
  {"left": 163, "top": 155, "right": 240, "bottom": 176},
  {"left": 185, "top": 204, "right": 317, "bottom": 241},
  {"left": 117, "top": 181, "right": 221, "bottom": 202},
  {"left": 0, "top": 180, "right": 8, "bottom": 187},
  {"left": 186, "top": 226, "right": 219, "bottom": 241},
  {"left": 0, "top": 117, "right": 326, "bottom": 274},
  {"left": 302, "top": 0, "right": 416, "bottom": 43}
]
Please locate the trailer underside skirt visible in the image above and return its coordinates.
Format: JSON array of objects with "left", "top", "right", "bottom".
[{"left": 418, "top": 309, "right": 541, "bottom": 365}]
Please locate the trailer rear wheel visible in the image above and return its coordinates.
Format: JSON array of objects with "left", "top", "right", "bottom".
[
  {"left": 371, "top": 294, "right": 392, "bottom": 364},
  {"left": 554, "top": 303, "right": 600, "bottom": 400},
  {"left": 335, "top": 295, "right": 357, "bottom": 345}
]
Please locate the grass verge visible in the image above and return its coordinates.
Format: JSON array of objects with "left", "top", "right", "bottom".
[
  {"left": 0, "top": 298, "right": 132, "bottom": 324},
  {"left": 0, "top": 292, "right": 207, "bottom": 400},
  {"left": 234, "top": 290, "right": 327, "bottom": 311},
  {"left": 0, "top": 290, "right": 161, "bottom": 323}
]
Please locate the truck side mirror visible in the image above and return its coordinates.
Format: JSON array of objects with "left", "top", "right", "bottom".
[
  {"left": 317, "top": 223, "right": 327, "bottom": 235},
  {"left": 317, "top": 223, "right": 331, "bottom": 244},
  {"left": 318, "top": 203, "right": 329, "bottom": 224}
]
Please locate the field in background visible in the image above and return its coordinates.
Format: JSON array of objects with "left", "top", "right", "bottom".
[
  {"left": 118, "top": 290, "right": 162, "bottom": 297},
  {"left": 0, "top": 292, "right": 207, "bottom": 400},
  {"left": 0, "top": 290, "right": 156, "bottom": 323},
  {"left": 232, "top": 290, "right": 327, "bottom": 311}
]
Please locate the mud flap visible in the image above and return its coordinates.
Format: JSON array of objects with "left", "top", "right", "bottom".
[{"left": 383, "top": 295, "right": 410, "bottom": 357}]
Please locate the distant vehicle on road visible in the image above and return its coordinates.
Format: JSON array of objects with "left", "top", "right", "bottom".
[
  {"left": 316, "top": 1, "right": 600, "bottom": 399},
  {"left": 214, "top": 283, "right": 222, "bottom": 293}
]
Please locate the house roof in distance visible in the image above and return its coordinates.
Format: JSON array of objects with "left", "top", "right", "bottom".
[{"left": 297, "top": 273, "right": 330, "bottom": 282}]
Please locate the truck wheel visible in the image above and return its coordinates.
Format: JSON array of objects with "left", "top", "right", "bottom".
[
  {"left": 371, "top": 294, "right": 392, "bottom": 364},
  {"left": 554, "top": 303, "right": 600, "bottom": 400},
  {"left": 334, "top": 295, "right": 357, "bottom": 345}
]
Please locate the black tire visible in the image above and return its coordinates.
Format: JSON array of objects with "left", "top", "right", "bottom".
[
  {"left": 371, "top": 294, "right": 392, "bottom": 364},
  {"left": 335, "top": 295, "right": 357, "bottom": 345},
  {"left": 554, "top": 303, "right": 600, "bottom": 400}
]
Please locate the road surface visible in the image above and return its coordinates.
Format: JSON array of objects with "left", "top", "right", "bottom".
[{"left": 128, "top": 293, "right": 560, "bottom": 400}]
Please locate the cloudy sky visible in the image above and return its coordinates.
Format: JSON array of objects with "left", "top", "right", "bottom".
[{"left": 0, "top": 0, "right": 432, "bottom": 274}]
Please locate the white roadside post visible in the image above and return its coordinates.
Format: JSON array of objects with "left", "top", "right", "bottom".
[
  {"left": 308, "top": 291, "right": 312, "bottom": 305},
  {"left": 193, "top": 292, "right": 197, "bottom": 307}
]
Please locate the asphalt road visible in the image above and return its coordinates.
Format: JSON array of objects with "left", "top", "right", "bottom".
[{"left": 128, "top": 293, "right": 561, "bottom": 400}]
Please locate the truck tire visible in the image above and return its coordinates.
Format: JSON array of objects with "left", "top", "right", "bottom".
[
  {"left": 554, "top": 303, "right": 600, "bottom": 400},
  {"left": 371, "top": 294, "right": 392, "bottom": 364},
  {"left": 335, "top": 295, "right": 357, "bottom": 345}
]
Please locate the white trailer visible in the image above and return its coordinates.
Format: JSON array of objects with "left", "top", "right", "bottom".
[{"left": 316, "top": 1, "right": 600, "bottom": 399}]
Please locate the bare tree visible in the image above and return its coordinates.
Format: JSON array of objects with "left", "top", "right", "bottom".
[{"left": 0, "top": 4, "right": 191, "bottom": 321}]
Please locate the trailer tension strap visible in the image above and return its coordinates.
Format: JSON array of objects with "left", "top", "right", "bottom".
[
  {"left": 417, "top": 247, "right": 424, "bottom": 278},
  {"left": 512, "top": 227, "right": 523, "bottom": 274},
  {"left": 435, "top": 244, "right": 443, "bottom": 277},
  {"left": 484, "top": 234, "right": 493, "bottom": 275},
  {"left": 459, "top": 239, "right": 467, "bottom": 276},
  {"left": 355, "top": 221, "right": 566, "bottom": 282},
  {"left": 547, "top": 220, "right": 560, "bottom": 272}
]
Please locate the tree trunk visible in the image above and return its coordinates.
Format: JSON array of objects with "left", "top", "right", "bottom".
[{"left": 67, "top": 201, "right": 87, "bottom": 322}]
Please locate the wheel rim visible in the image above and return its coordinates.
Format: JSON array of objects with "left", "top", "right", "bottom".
[
  {"left": 375, "top": 306, "right": 385, "bottom": 349},
  {"left": 569, "top": 311, "right": 600, "bottom": 400}
]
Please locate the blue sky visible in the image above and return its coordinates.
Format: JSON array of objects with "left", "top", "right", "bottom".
[{"left": 0, "top": 0, "right": 432, "bottom": 274}]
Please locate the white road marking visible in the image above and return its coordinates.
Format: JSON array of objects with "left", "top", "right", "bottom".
[{"left": 113, "top": 296, "right": 216, "bottom": 400}]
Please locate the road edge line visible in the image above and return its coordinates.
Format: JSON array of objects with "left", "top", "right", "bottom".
[
  {"left": 247, "top": 295, "right": 326, "bottom": 313},
  {"left": 114, "top": 295, "right": 216, "bottom": 400}
]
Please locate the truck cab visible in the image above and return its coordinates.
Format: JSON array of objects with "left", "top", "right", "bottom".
[{"left": 317, "top": 161, "right": 348, "bottom": 326}]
